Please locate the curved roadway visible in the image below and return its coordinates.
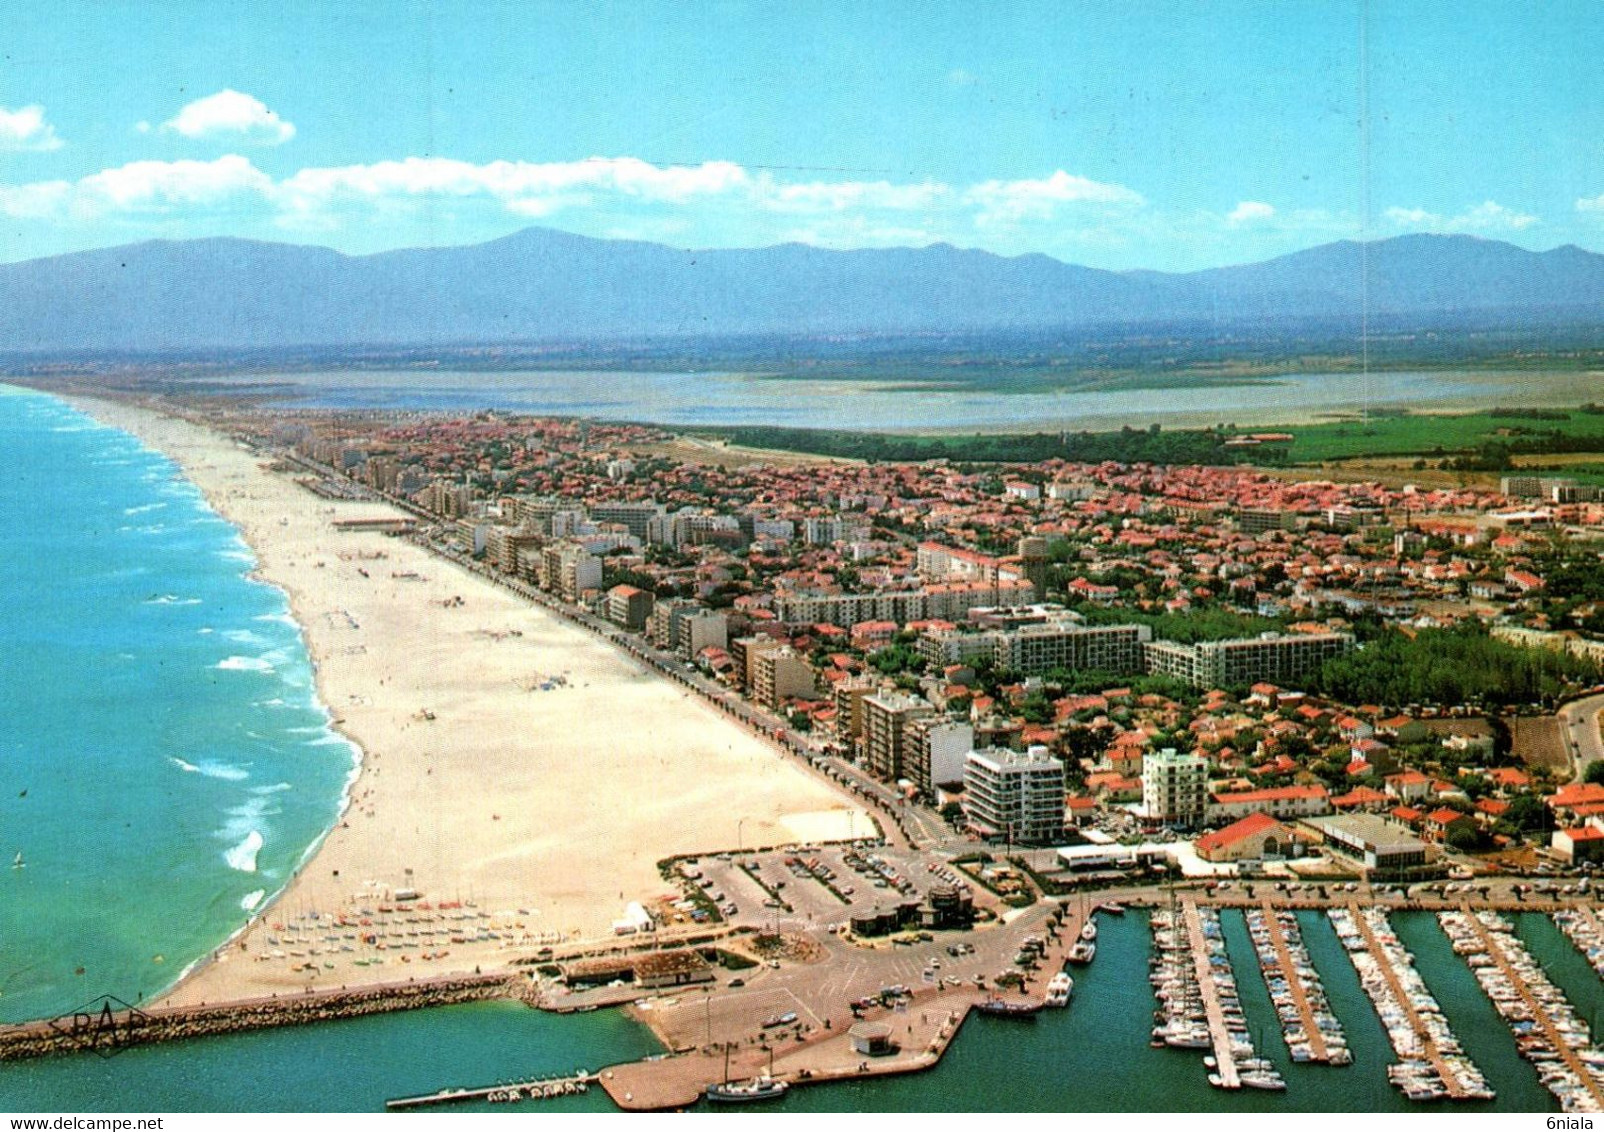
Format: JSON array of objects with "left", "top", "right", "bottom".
[{"left": 1560, "top": 691, "right": 1604, "bottom": 782}]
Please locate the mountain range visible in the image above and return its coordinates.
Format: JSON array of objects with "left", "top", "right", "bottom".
[{"left": 2, "top": 228, "right": 1603, "bottom": 354}]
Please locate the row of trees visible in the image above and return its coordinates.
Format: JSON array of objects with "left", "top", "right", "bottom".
[{"left": 710, "top": 424, "right": 1283, "bottom": 467}]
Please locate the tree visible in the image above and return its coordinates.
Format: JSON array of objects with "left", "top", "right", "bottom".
[{"left": 1584, "top": 761, "right": 1604, "bottom": 787}]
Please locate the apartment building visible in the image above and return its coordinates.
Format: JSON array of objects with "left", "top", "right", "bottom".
[{"left": 963, "top": 745, "right": 1066, "bottom": 845}]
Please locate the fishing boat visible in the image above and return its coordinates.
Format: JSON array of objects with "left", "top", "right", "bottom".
[
  {"left": 705, "top": 1075, "right": 790, "bottom": 1104},
  {"left": 1044, "top": 971, "right": 1073, "bottom": 1006},
  {"left": 976, "top": 995, "right": 1043, "bottom": 1018},
  {"left": 707, "top": 1040, "right": 789, "bottom": 1103}
]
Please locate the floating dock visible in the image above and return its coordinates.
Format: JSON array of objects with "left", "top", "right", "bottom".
[
  {"left": 1329, "top": 903, "right": 1490, "bottom": 1102},
  {"left": 1247, "top": 899, "right": 1347, "bottom": 1065},
  {"left": 1181, "top": 899, "right": 1241, "bottom": 1089},
  {"left": 1444, "top": 907, "right": 1604, "bottom": 1112},
  {"left": 386, "top": 1072, "right": 596, "bottom": 1110}
]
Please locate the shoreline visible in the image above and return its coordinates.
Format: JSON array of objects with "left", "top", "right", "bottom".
[{"left": 59, "top": 392, "right": 869, "bottom": 1011}]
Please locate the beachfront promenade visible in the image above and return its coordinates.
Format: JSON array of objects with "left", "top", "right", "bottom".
[{"left": 275, "top": 445, "right": 945, "bottom": 851}]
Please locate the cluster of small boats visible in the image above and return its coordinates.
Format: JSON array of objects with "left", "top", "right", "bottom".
[
  {"left": 1068, "top": 913, "right": 1097, "bottom": 965},
  {"left": 485, "top": 1077, "right": 588, "bottom": 1103},
  {"left": 1244, "top": 908, "right": 1351, "bottom": 1066},
  {"left": 1149, "top": 906, "right": 1284, "bottom": 1090},
  {"left": 1150, "top": 907, "right": 1211, "bottom": 1051},
  {"left": 1327, "top": 907, "right": 1493, "bottom": 1102},
  {"left": 1440, "top": 910, "right": 1604, "bottom": 1112},
  {"left": 1194, "top": 907, "right": 1285, "bottom": 1091},
  {"left": 1554, "top": 908, "right": 1604, "bottom": 983}
]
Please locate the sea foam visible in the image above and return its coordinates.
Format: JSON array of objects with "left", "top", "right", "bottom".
[
  {"left": 223, "top": 830, "right": 264, "bottom": 873},
  {"left": 169, "top": 757, "right": 250, "bottom": 781},
  {"left": 216, "top": 656, "right": 275, "bottom": 673}
]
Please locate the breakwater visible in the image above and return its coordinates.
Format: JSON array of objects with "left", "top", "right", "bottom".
[{"left": 0, "top": 974, "right": 514, "bottom": 1061}]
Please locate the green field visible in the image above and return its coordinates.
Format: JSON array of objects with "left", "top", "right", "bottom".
[
  {"left": 1281, "top": 407, "right": 1604, "bottom": 463},
  {"left": 701, "top": 405, "right": 1604, "bottom": 468}
]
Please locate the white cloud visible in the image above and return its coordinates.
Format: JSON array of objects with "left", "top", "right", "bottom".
[
  {"left": 80, "top": 155, "right": 273, "bottom": 209},
  {"left": 162, "top": 90, "right": 295, "bottom": 145},
  {"left": 1384, "top": 206, "right": 1438, "bottom": 227},
  {"left": 1227, "top": 200, "right": 1275, "bottom": 225},
  {"left": 0, "top": 180, "right": 72, "bottom": 219},
  {"left": 0, "top": 152, "right": 1169, "bottom": 261},
  {"left": 1384, "top": 199, "right": 1537, "bottom": 233},
  {"left": 1453, "top": 200, "right": 1538, "bottom": 231},
  {"left": 278, "top": 156, "right": 748, "bottom": 217},
  {"left": 0, "top": 105, "right": 63, "bottom": 151},
  {"left": 761, "top": 177, "right": 950, "bottom": 214},
  {"left": 1578, "top": 194, "right": 1604, "bottom": 214},
  {"left": 0, "top": 155, "right": 272, "bottom": 220},
  {"left": 966, "top": 170, "right": 1145, "bottom": 226}
]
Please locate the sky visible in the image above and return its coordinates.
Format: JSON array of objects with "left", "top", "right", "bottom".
[{"left": 3, "top": 1, "right": 1604, "bottom": 271}]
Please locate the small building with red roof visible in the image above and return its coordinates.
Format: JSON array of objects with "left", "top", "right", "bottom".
[{"left": 1195, "top": 812, "right": 1301, "bottom": 863}]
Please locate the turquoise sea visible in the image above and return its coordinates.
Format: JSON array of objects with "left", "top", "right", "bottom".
[
  {"left": 0, "top": 386, "right": 358, "bottom": 1027},
  {"left": 1, "top": 385, "right": 1599, "bottom": 1112}
]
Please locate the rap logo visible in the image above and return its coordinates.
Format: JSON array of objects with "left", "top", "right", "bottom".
[{"left": 48, "top": 995, "right": 151, "bottom": 1059}]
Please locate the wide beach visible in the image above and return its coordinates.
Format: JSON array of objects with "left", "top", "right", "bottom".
[{"left": 71, "top": 396, "right": 866, "bottom": 1008}]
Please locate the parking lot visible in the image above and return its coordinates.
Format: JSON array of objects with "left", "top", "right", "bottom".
[{"left": 677, "top": 841, "right": 970, "bottom": 935}]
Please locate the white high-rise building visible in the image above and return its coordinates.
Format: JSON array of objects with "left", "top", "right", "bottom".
[
  {"left": 963, "top": 745, "right": 1065, "bottom": 845},
  {"left": 1142, "top": 747, "right": 1208, "bottom": 828}
]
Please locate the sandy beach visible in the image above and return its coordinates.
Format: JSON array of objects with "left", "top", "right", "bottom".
[{"left": 73, "top": 396, "right": 866, "bottom": 1007}]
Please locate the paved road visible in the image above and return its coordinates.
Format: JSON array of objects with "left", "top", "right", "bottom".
[{"left": 1560, "top": 692, "right": 1604, "bottom": 782}]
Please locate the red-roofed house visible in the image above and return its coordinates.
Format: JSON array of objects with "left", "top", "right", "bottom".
[
  {"left": 1208, "top": 784, "right": 1331, "bottom": 822},
  {"left": 1195, "top": 812, "right": 1301, "bottom": 863},
  {"left": 1064, "top": 795, "right": 1098, "bottom": 827},
  {"left": 1474, "top": 798, "right": 1510, "bottom": 826},
  {"left": 1385, "top": 771, "right": 1433, "bottom": 804},
  {"left": 1331, "top": 786, "right": 1390, "bottom": 812},
  {"left": 1423, "top": 807, "right": 1475, "bottom": 843},
  {"left": 1549, "top": 783, "right": 1604, "bottom": 817},
  {"left": 1487, "top": 768, "right": 1530, "bottom": 791},
  {"left": 1555, "top": 825, "right": 1604, "bottom": 863}
]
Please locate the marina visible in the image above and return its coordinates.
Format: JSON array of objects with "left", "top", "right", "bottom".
[
  {"left": 1245, "top": 899, "right": 1350, "bottom": 1066},
  {"left": 7, "top": 905, "right": 1603, "bottom": 1111},
  {"left": 1150, "top": 899, "right": 1285, "bottom": 1091},
  {"left": 1327, "top": 904, "right": 1493, "bottom": 1102},
  {"left": 1440, "top": 909, "right": 1604, "bottom": 1112},
  {"left": 1554, "top": 905, "right": 1604, "bottom": 984}
]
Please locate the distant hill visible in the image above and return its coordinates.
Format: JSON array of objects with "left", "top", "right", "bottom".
[{"left": 2, "top": 228, "right": 1603, "bottom": 354}]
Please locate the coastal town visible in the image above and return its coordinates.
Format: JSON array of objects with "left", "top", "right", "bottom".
[
  {"left": 271, "top": 402, "right": 1604, "bottom": 877},
  {"left": 8, "top": 393, "right": 1602, "bottom": 1110}
]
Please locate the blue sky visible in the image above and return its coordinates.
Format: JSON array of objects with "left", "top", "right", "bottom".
[{"left": 3, "top": 1, "right": 1603, "bottom": 270}]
